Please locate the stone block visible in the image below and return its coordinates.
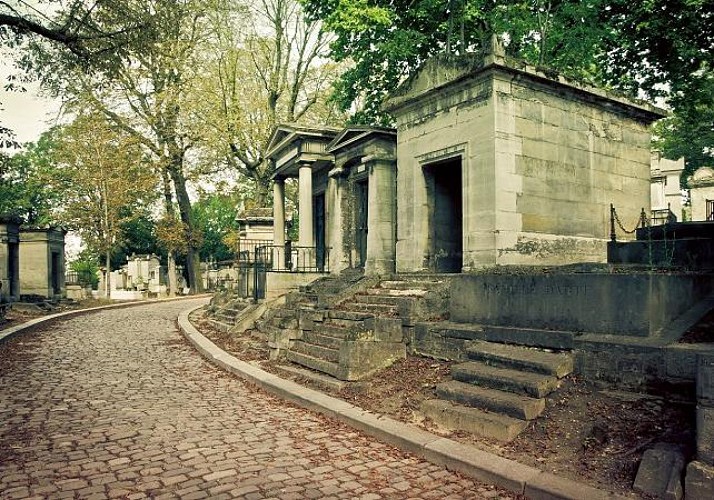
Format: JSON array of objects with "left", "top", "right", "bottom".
[
  {"left": 633, "top": 445, "right": 684, "bottom": 500},
  {"left": 697, "top": 406, "right": 714, "bottom": 464},
  {"left": 363, "top": 317, "right": 403, "bottom": 343},
  {"left": 697, "top": 355, "right": 714, "bottom": 405},
  {"left": 685, "top": 460, "right": 714, "bottom": 500}
]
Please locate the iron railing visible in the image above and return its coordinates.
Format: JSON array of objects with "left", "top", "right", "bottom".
[{"left": 609, "top": 204, "right": 677, "bottom": 242}]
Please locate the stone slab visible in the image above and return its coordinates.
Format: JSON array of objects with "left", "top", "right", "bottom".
[
  {"left": 633, "top": 445, "right": 684, "bottom": 500},
  {"left": 685, "top": 460, "right": 714, "bottom": 500}
]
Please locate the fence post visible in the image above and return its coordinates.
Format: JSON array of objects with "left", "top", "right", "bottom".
[
  {"left": 610, "top": 204, "right": 616, "bottom": 242},
  {"left": 285, "top": 240, "right": 292, "bottom": 270}
]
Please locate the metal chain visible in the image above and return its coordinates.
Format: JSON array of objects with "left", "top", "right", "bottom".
[{"left": 612, "top": 208, "right": 642, "bottom": 235}]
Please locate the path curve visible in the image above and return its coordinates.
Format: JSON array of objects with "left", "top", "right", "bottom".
[{"left": 0, "top": 298, "right": 510, "bottom": 499}]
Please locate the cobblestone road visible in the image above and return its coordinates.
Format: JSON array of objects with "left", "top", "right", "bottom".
[{"left": 0, "top": 299, "right": 513, "bottom": 499}]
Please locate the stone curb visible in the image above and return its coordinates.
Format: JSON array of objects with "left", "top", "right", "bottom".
[
  {"left": 178, "top": 304, "right": 627, "bottom": 500},
  {"left": 0, "top": 295, "right": 211, "bottom": 344}
]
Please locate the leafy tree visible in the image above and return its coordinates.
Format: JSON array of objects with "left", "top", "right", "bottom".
[
  {"left": 52, "top": 112, "right": 158, "bottom": 297},
  {"left": 194, "top": 0, "right": 344, "bottom": 206},
  {"left": 191, "top": 191, "right": 241, "bottom": 262},
  {"left": 0, "top": 130, "right": 62, "bottom": 224},
  {"left": 302, "top": 0, "right": 713, "bottom": 179},
  {"left": 29, "top": 0, "right": 225, "bottom": 294},
  {"left": 68, "top": 249, "right": 100, "bottom": 289}
]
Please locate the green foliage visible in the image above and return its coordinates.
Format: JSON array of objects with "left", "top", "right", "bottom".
[
  {"left": 304, "top": 0, "right": 713, "bottom": 183},
  {"left": 69, "top": 251, "right": 100, "bottom": 289},
  {"left": 112, "top": 214, "right": 164, "bottom": 269},
  {"left": 191, "top": 191, "right": 241, "bottom": 262},
  {"left": 0, "top": 130, "right": 64, "bottom": 225}
]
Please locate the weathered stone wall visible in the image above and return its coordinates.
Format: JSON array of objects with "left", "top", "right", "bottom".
[
  {"left": 494, "top": 73, "right": 653, "bottom": 266},
  {"left": 19, "top": 229, "right": 66, "bottom": 299},
  {"left": 386, "top": 55, "right": 663, "bottom": 271},
  {"left": 392, "top": 73, "right": 495, "bottom": 272},
  {"left": 450, "top": 272, "right": 714, "bottom": 336}
]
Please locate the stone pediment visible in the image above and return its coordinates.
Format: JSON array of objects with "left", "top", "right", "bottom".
[{"left": 327, "top": 126, "right": 396, "bottom": 154}]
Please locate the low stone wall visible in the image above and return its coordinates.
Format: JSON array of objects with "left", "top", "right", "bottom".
[{"left": 450, "top": 271, "right": 714, "bottom": 337}]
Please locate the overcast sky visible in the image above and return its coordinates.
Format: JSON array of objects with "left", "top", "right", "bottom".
[{"left": 1, "top": 58, "right": 61, "bottom": 147}]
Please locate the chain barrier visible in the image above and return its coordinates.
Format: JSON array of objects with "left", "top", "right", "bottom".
[{"left": 609, "top": 203, "right": 677, "bottom": 267}]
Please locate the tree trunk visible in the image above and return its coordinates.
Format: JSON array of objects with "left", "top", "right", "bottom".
[
  {"left": 105, "top": 250, "right": 111, "bottom": 299},
  {"left": 166, "top": 161, "right": 203, "bottom": 294},
  {"left": 167, "top": 251, "right": 177, "bottom": 297}
]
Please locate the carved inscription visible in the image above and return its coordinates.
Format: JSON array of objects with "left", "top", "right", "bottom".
[{"left": 481, "top": 281, "right": 587, "bottom": 297}]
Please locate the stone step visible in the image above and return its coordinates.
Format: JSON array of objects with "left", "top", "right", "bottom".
[
  {"left": 436, "top": 380, "right": 545, "bottom": 420},
  {"left": 327, "top": 310, "right": 373, "bottom": 322},
  {"left": 364, "top": 288, "right": 429, "bottom": 298},
  {"left": 302, "top": 330, "right": 345, "bottom": 350},
  {"left": 285, "top": 350, "right": 342, "bottom": 379},
  {"left": 451, "top": 361, "right": 559, "bottom": 398},
  {"left": 379, "top": 279, "right": 445, "bottom": 290},
  {"left": 420, "top": 399, "right": 527, "bottom": 442},
  {"left": 339, "top": 302, "right": 399, "bottom": 316},
  {"left": 432, "top": 321, "right": 575, "bottom": 350},
  {"left": 291, "top": 340, "right": 340, "bottom": 363},
  {"left": 353, "top": 294, "right": 404, "bottom": 306},
  {"left": 318, "top": 323, "right": 360, "bottom": 339},
  {"left": 466, "top": 341, "right": 574, "bottom": 378}
]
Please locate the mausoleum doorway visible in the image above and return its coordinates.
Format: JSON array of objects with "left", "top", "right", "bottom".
[
  {"left": 355, "top": 180, "right": 369, "bottom": 268},
  {"left": 424, "top": 158, "right": 463, "bottom": 273}
]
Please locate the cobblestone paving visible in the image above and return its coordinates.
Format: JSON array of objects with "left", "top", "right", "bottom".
[{"left": 0, "top": 299, "right": 515, "bottom": 499}]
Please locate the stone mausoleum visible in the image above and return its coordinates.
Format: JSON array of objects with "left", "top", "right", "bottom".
[
  {"left": 0, "top": 216, "right": 21, "bottom": 303},
  {"left": 384, "top": 42, "right": 665, "bottom": 271},
  {"left": 267, "top": 42, "right": 665, "bottom": 276},
  {"left": 18, "top": 227, "right": 67, "bottom": 300}
]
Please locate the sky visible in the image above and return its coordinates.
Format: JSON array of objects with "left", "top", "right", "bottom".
[{"left": 1, "top": 58, "right": 61, "bottom": 147}]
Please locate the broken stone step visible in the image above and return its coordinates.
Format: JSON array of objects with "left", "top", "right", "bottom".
[
  {"left": 318, "top": 323, "right": 363, "bottom": 339},
  {"left": 328, "top": 310, "right": 373, "bottom": 322},
  {"left": 379, "top": 280, "right": 444, "bottom": 290},
  {"left": 256, "top": 323, "right": 293, "bottom": 339},
  {"left": 291, "top": 340, "right": 340, "bottom": 363},
  {"left": 433, "top": 321, "right": 575, "bottom": 350},
  {"left": 420, "top": 399, "right": 527, "bottom": 442},
  {"left": 451, "top": 361, "right": 559, "bottom": 398},
  {"left": 365, "top": 288, "right": 429, "bottom": 297},
  {"left": 285, "top": 350, "right": 342, "bottom": 379},
  {"left": 340, "top": 302, "right": 399, "bottom": 315},
  {"left": 353, "top": 294, "right": 405, "bottom": 306},
  {"left": 206, "top": 318, "right": 232, "bottom": 333},
  {"left": 302, "top": 331, "right": 345, "bottom": 350},
  {"left": 466, "top": 341, "right": 574, "bottom": 378},
  {"left": 271, "top": 308, "right": 297, "bottom": 319},
  {"left": 436, "top": 380, "right": 545, "bottom": 420}
]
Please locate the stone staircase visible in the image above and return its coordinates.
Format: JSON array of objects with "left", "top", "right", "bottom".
[
  {"left": 417, "top": 322, "right": 574, "bottom": 442},
  {"left": 205, "top": 292, "right": 253, "bottom": 332},
  {"left": 282, "top": 274, "right": 451, "bottom": 381}
]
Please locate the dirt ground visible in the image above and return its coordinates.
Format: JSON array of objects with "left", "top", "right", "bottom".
[{"left": 190, "top": 310, "right": 697, "bottom": 498}]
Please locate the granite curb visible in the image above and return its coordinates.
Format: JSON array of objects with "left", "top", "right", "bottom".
[
  {"left": 0, "top": 294, "right": 211, "bottom": 344},
  {"left": 178, "top": 303, "right": 628, "bottom": 500}
]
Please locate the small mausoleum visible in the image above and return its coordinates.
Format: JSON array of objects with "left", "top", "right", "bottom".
[
  {"left": 265, "top": 125, "right": 397, "bottom": 276},
  {"left": 688, "top": 166, "right": 714, "bottom": 221},
  {"left": 18, "top": 227, "right": 66, "bottom": 300},
  {"left": 650, "top": 152, "right": 685, "bottom": 222},
  {"left": 0, "top": 216, "right": 21, "bottom": 303},
  {"left": 383, "top": 40, "right": 666, "bottom": 271}
]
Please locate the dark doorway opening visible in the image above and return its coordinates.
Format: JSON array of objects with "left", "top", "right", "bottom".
[
  {"left": 356, "top": 180, "right": 369, "bottom": 268},
  {"left": 51, "top": 251, "right": 61, "bottom": 295},
  {"left": 424, "top": 158, "right": 463, "bottom": 273},
  {"left": 314, "top": 193, "right": 326, "bottom": 271},
  {"left": 8, "top": 242, "right": 18, "bottom": 298}
]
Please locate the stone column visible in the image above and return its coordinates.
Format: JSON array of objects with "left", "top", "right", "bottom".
[
  {"left": 273, "top": 178, "right": 286, "bottom": 268},
  {"left": 327, "top": 166, "right": 347, "bottom": 274},
  {"left": 298, "top": 164, "right": 314, "bottom": 248},
  {"left": 365, "top": 158, "right": 397, "bottom": 275}
]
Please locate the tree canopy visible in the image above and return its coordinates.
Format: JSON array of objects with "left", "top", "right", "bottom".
[{"left": 302, "top": 0, "right": 713, "bottom": 175}]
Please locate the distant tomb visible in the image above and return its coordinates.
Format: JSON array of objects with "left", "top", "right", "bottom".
[
  {"left": 18, "top": 227, "right": 66, "bottom": 300},
  {"left": 0, "top": 216, "right": 20, "bottom": 304}
]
